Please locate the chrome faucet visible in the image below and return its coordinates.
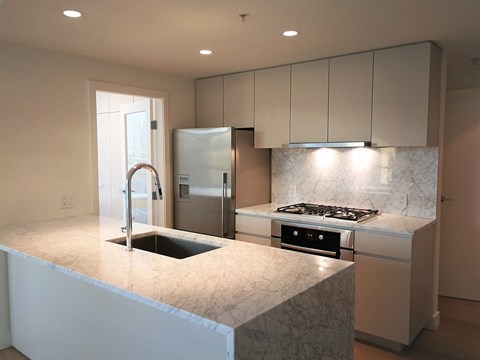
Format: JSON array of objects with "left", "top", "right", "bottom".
[{"left": 123, "top": 163, "right": 163, "bottom": 251}]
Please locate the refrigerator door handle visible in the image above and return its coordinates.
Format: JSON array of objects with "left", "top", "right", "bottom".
[{"left": 221, "top": 172, "right": 228, "bottom": 237}]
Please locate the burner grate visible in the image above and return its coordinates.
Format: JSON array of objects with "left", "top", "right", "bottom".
[{"left": 276, "top": 203, "right": 380, "bottom": 222}]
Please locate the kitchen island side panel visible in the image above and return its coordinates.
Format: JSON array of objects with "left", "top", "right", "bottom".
[
  {"left": 0, "top": 251, "right": 11, "bottom": 350},
  {"left": 8, "top": 254, "right": 230, "bottom": 360},
  {"left": 234, "top": 266, "right": 355, "bottom": 360}
]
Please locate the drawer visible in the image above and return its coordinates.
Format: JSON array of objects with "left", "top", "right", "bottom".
[
  {"left": 235, "top": 215, "right": 271, "bottom": 237},
  {"left": 235, "top": 234, "right": 271, "bottom": 247},
  {"left": 355, "top": 231, "right": 412, "bottom": 260}
]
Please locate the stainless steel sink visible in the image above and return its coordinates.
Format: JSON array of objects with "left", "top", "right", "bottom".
[{"left": 108, "top": 234, "right": 220, "bottom": 259}]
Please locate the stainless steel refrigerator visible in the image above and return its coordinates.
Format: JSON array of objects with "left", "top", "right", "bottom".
[{"left": 173, "top": 127, "right": 271, "bottom": 238}]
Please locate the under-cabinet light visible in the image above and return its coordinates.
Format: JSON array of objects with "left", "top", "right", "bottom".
[{"left": 285, "top": 141, "right": 371, "bottom": 148}]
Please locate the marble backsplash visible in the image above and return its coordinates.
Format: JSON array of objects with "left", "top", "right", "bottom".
[{"left": 271, "top": 147, "right": 438, "bottom": 218}]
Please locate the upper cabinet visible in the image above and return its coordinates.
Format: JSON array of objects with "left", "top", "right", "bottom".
[
  {"left": 224, "top": 71, "right": 255, "bottom": 128},
  {"left": 195, "top": 76, "right": 223, "bottom": 128},
  {"left": 372, "top": 42, "right": 442, "bottom": 147},
  {"left": 328, "top": 52, "right": 373, "bottom": 142},
  {"left": 254, "top": 66, "right": 291, "bottom": 148},
  {"left": 194, "top": 42, "right": 442, "bottom": 148},
  {"left": 290, "top": 60, "right": 329, "bottom": 143}
]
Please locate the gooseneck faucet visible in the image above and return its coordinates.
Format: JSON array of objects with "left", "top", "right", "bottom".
[{"left": 123, "top": 163, "right": 163, "bottom": 251}]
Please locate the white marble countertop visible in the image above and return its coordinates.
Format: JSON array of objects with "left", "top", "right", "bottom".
[
  {"left": 0, "top": 215, "right": 353, "bottom": 335},
  {"left": 236, "top": 203, "right": 436, "bottom": 236}
]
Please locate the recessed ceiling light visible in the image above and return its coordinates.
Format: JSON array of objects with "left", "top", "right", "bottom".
[
  {"left": 63, "top": 10, "right": 82, "bottom": 18},
  {"left": 199, "top": 49, "right": 213, "bottom": 55},
  {"left": 283, "top": 30, "right": 298, "bottom": 37}
]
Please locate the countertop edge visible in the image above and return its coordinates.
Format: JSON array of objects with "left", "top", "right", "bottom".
[
  {"left": 0, "top": 243, "right": 234, "bottom": 337},
  {"left": 236, "top": 204, "right": 436, "bottom": 236}
]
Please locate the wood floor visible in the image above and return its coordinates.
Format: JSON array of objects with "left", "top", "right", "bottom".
[
  {"left": 355, "top": 296, "right": 480, "bottom": 360},
  {"left": 1, "top": 296, "right": 478, "bottom": 360}
]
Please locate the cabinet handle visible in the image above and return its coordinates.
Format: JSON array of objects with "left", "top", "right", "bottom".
[{"left": 221, "top": 173, "right": 228, "bottom": 237}]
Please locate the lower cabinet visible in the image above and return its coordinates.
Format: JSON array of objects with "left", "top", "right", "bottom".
[
  {"left": 235, "top": 214, "right": 279, "bottom": 248},
  {"left": 354, "top": 226, "right": 435, "bottom": 348},
  {"left": 234, "top": 213, "right": 436, "bottom": 348},
  {"left": 355, "top": 254, "right": 412, "bottom": 345}
]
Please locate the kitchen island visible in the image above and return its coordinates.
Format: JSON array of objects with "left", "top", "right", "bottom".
[{"left": 0, "top": 215, "right": 354, "bottom": 360}]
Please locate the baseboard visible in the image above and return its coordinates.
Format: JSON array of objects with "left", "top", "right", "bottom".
[
  {"left": 0, "top": 342, "right": 12, "bottom": 351},
  {"left": 355, "top": 330, "right": 405, "bottom": 352},
  {"left": 425, "top": 310, "right": 440, "bottom": 330}
]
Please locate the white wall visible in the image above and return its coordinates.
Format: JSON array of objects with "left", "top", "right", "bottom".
[
  {"left": 0, "top": 41, "right": 195, "bottom": 226},
  {"left": 446, "top": 62, "right": 480, "bottom": 90}
]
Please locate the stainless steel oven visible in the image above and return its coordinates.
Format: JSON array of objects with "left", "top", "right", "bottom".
[{"left": 271, "top": 220, "right": 354, "bottom": 262}]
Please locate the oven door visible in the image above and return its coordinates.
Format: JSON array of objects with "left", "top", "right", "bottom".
[{"left": 271, "top": 220, "right": 354, "bottom": 261}]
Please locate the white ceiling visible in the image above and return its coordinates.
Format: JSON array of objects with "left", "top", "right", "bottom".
[{"left": 1, "top": 0, "right": 479, "bottom": 78}]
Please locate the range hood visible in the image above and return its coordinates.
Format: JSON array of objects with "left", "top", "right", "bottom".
[{"left": 283, "top": 141, "right": 371, "bottom": 148}]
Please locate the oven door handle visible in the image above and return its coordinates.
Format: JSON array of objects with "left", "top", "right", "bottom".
[{"left": 281, "top": 243, "right": 338, "bottom": 257}]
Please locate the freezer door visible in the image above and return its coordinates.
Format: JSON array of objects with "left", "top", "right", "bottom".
[{"left": 173, "top": 128, "right": 234, "bottom": 237}]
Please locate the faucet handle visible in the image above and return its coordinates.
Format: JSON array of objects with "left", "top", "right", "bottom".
[{"left": 120, "top": 226, "right": 127, "bottom": 233}]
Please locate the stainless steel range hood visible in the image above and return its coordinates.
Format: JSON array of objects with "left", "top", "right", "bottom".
[{"left": 283, "top": 141, "right": 371, "bottom": 148}]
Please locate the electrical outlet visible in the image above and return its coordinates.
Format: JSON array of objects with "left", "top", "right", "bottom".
[{"left": 60, "top": 192, "right": 75, "bottom": 209}]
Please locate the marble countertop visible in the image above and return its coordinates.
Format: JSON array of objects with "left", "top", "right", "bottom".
[
  {"left": 0, "top": 215, "right": 353, "bottom": 335},
  {"left": 236, "top": 203, "right": 436, "bottom": 236}
]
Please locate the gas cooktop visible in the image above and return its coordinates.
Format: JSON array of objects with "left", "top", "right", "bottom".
[{"left": 276, "top": 203, "right": 380, "bottom": 223}]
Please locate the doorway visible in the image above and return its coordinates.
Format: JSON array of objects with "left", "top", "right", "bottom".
[
  {"left": 439, "top": 88, "right": 480, "bottom": 301},
  {"left": 89, "top": 81, "right": 171, "bottom": 228}
]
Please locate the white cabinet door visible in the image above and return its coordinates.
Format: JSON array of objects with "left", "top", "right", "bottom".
[
  {"left": 328, "top": 52, "right": 373, "bottom": 142},
  {"left": 235, "top": 215, "right": 275, "bottom": 247},
  {"left": 355, "top": 231, "right": 411, "bottom": 260},
  {"left": 355, "top": 254, "right": 411, "bottom": 345},
  {"left": 254, "top": 66, "right": 290, "bottom": 148},
  {"left": 224, "top": 72, "right": 254, "bottom": 128},
  {"left": 290, "top": 60, "right": 329, "bottom": 143},
  {"left": 372, "top": 42, "right": 441, "bottom": 146},
  {"left": 196, "top": 76, "right": 223, "bottom": 128},
  {"left": 235, "top": 233, "right": 272, "bottom": 247}
]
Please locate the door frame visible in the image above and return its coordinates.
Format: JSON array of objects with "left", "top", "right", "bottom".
[{"left": 88, "top": 81, "right": 173, "bottom": 228}]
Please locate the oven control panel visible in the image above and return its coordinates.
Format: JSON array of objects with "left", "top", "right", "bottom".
[{"left": 281, "top": 225, "right": 340, "bottom": 253}]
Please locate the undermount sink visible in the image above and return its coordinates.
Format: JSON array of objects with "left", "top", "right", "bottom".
[{"left": 109, "top": 234, "right": 220, "bottom": 259}]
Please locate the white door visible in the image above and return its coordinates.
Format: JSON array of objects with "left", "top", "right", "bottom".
[
  {"left": 439, "top": 88, "right": 480, "bottom": 301},
  {"left": 120, "top": 100, "right": 165, "bottom": 226},
  {"left": 121, "top": 100, "right": 153, "bottom": 224}
]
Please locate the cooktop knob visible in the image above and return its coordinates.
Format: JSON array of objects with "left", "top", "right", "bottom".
[
  {"left": 293, "top": 230, "right": 299, "bottom": 236},
  {"left": 318, "top": 234, "right": 324, "bottom": 240}
]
